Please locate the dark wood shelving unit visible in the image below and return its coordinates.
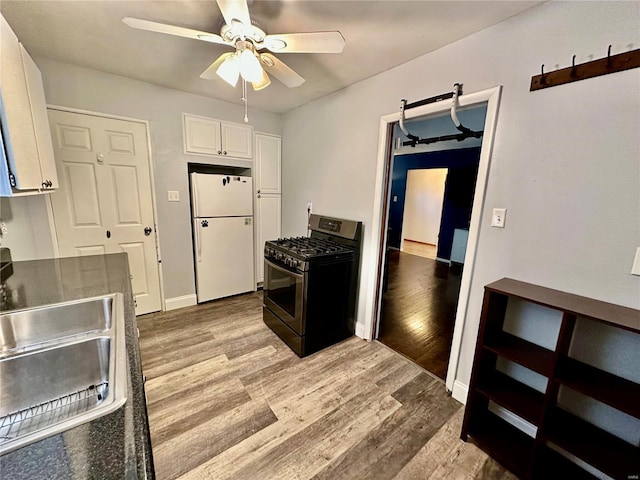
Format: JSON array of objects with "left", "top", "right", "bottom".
[{"left": 461, "top": 278, "right": 640, "bottom": 480}]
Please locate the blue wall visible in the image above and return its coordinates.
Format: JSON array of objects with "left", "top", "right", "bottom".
[{"left": 388, "top": 147, "right": 481, "bottom": 260}]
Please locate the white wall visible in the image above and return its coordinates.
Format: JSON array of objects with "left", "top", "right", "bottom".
[
  {"left": 0, "top": 195, "right": 54, "bottom": 260},
  {"left": 401, "top": 169, "right": 447, "bottom": 246},
  {"left": 281, "top": 0, "right": 640, "bottom": 393},
  {"left": 18, "top": 58, "right": 281, "bottom": 301}
]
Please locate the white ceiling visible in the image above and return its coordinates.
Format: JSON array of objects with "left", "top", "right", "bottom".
[{"left": 1, "top": 1, "right": 542, "bottom": 114}]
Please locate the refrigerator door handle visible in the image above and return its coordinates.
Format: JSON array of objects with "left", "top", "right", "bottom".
[
  {"left": 192, "top": 174, "right": 199, "bottom": 218},
  {"left": 195, "top": 222, "right": 202, "bottom": 262}
]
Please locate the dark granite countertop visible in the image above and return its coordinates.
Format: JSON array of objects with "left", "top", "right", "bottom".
[{"left": 0, "top": 254, "right": 154, "bottom": 479}]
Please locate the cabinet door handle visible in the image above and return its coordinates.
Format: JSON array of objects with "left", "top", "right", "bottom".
[
  {"left": 217, "top": 150, "right": 222, "bottom": 154},
  {"left": 106, "top": 230, "right": 111, "bottom": 238},
  {"left": 42, "top": 182, "right": 47, "bottom": 189},
  {"left": 257, "top": 194, "right": 261, "bottom": 198},
  {"left": 144, "top": 226, "right": 152, "bottom": 236},
  {"left": 257, "top": 189, "right": 261, "bottom": 193},
  {"left": 223, "top": 151, "right": 227, "bottom": 155},
  {"left": 47, "top": 180, "right": 52, "bottom": 188}
]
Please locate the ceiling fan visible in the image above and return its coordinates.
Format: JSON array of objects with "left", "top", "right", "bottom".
[{"left": 122, "top": 0, "right": 345, "bottom": 92}]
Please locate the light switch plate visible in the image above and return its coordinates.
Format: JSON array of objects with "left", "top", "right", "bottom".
[
  {"left": 167, "top": 191, "right": 180, "bottom": 202},
  {"left": 631, "top": 247, "right": 640, "bottom": 276},
  {"left": 491, "top": 208, "right": 507, "bottom": 228}
]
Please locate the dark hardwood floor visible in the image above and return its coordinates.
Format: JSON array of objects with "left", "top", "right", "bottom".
[
  {"left": 137, "top": 292, "right": 515, "bottom": 480},
  {"left": 378, "top": 249, "right": 462, "bottom": 379}
]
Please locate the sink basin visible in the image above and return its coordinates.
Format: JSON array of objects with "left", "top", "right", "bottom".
[
  {"left": 1, "top": 295, "right": 112, "bottom": 355},
  {"left": 0, "top": 294, "right": 127, "bottom": 455}
]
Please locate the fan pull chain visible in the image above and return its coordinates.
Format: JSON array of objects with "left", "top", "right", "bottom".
[{"left": 242, "top": 80, "right": 249, "bottom": 123}]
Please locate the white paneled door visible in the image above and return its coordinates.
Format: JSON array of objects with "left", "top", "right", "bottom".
[{"left": 47, "top": 109, "right": 161, "bottom": 315}]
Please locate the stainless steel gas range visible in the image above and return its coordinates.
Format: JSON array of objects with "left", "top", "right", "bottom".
[{"left": 262, "top": 214, "right": 362, "bottom": 357}]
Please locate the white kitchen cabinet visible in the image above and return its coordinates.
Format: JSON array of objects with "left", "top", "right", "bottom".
[
  {"left": 0, "top": 14, "right": 57, "bottom": 195},
  {"left": 255, "top": 133, "right": 281, "bottom": 194},
  {"left": 255, "top": 193, "right": 281, "bottom": 284},
  {"left": 183, "top": 113, "right": 252, "bottom": 159}
]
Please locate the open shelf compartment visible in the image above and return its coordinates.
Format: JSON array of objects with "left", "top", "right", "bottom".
[
  {"left": 556, "top": 356, "right": 640, "bottom": 419},
  {"left": 467, "top": 408, "right": 534, "bottom": 479},
  {"left": 475, "top": 370, "right": 545, "bottom": 425},
  {"left": 483, "top": 331, "right": 555, "bottom": 377},
  {"left": 543, "top": 406, "right": 640, "bottom": 480},
  {"left": 533, "top": 446, "right": 598, "bottom": 480}
]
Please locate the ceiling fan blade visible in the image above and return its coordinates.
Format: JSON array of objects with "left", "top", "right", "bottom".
[
  {"left": 260, "top": 53, "right": 305, "bottom": 88},
  {"left": 200, "top": 52, "right": 236, "bottom": 80},
  {"left": 262, "top": 32, "right": 345, "bottom": 53},
  {"left": 122, "top": 17, "right": 228, "bottom": 45},
  {"left": 216, "top": 0, "right": 251, "bottom": 27}
]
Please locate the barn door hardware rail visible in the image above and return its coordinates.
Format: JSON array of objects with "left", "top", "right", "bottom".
[
  {"left": 399, "top": 83, "right": 483, "bottom": 148},
  {"left": 530, "top": 46, "right": 640, "bottom": 91}
]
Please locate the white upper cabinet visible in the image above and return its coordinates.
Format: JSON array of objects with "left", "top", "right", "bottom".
[
  {"left": 255, "top": 133, "right": 281, "bottom": 194},
  {"left": 183, "top": 113, "right": 252, "bottom": 159},
  {"left": 0, "top": 14, "right": 57, "bottom": 195}
]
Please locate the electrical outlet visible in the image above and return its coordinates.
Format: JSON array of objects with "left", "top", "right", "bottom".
[
  {"left": 631, "top": 247, "right": 640, "bottom": 276},
  {"left": 491, "top": 208, "right": 507, "bottom": 228},
  {"left": 0, "top": 222, "right": 7, "bottom": 235},
  {"left": 307, "top": 202, "right": 312, "bottom": 213},
  {"left": 167, "top": 191, "right": 180, "bottom": 202}
]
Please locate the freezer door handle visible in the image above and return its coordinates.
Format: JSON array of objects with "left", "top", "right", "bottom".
[
  {"left": 192, "top": 174, "right": 199, "bottom": 218},
  {"left": 195, "top": 222, "right": 202, "bottom": 262}
]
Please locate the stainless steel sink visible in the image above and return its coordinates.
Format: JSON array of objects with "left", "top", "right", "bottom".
[
  {"left": 0, "top": 294, "right": 127, "bottom": 455},
  {"left": 0, "top": 295, "right": 112, "bottom": 354}
]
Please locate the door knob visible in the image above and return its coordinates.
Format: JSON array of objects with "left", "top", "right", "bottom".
[{"left": 144, "top": 226, "right": 152, "bottom": 236}]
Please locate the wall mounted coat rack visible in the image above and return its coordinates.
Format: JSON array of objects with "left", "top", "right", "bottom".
[{"left": 530, "top": 46, "right": 640, "bottom": 91}]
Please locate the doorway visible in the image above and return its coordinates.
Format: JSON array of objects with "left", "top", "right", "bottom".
[
  {"left": 378, "top": 134, "right": 482, "bottom": 378},
  {"left": 401, "top": 168, "right": 447, "bottom": 260},
  {"left": 363, "top": 86, "right": 502, "bottom": 395},
  {"left": 47, "top": 108, "right": 163, "bottom": 315}
]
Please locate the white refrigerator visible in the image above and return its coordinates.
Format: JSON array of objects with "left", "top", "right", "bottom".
[{"left": 191, "top": 173, "right": 255, "bottom": 303}]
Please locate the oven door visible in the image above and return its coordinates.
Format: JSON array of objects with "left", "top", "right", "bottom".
[{"left": 263, "top": 258, "right": 306, "bottom": 335}]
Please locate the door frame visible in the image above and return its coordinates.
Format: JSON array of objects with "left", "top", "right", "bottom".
[
  {"left": 362, "top": 86, "right": 502, "bottom": 396},
  {"left": 44, "top": 104, "right": 166, "bottom": 311}
]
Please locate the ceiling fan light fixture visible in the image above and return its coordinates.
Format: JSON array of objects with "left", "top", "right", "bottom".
[
  {"left": 239, "top": 48, "right": 264, "bottom": 83},
  {"left": 252, "top": 69, "right": 271, "bottom": 91},
  {"left": 216, "top": 54, "right": 241, "bottom": 87}
]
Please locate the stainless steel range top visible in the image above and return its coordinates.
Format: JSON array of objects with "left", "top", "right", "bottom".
[{"left": 264, "top": 236, "right": 354, "bottom": 272}]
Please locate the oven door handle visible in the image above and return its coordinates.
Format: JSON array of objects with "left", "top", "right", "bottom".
[{"left": 265, "top": 258, "right": 303, "bottom": 280}]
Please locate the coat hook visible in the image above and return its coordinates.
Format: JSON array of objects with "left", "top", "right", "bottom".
[
  {"left": 570, "top": 55, "right": 577, "bottom": 77},
  {"left": 607, "top": 45, "right": 612, "bottom": 68},
  {"left": 540, "top": 64, "right": 546, "bottom": 84}
]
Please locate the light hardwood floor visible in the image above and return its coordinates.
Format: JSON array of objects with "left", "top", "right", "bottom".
[
  {"left": 137, "top": 292, "right": 516, "bottom": 480},
  {"left": 401, "top": 240, "right": 437, "bottom": 260}
]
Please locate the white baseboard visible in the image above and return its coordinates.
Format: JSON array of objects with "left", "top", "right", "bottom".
[
  {"left": 164, "top": 294, "right": 197, "bottom": 311},
  {"left": 355, "top": 322, "right": 365, "bottom": 339},
  {"left": 452, "top": 380, "right": 469, "bottom": 404},
  {"left": 489, "top": 403, "right": 537, "bottom": 438}
]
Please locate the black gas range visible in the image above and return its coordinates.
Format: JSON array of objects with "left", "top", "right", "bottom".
[{"left": 263, "top": 214, "right": 362, "bottom": 357}]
